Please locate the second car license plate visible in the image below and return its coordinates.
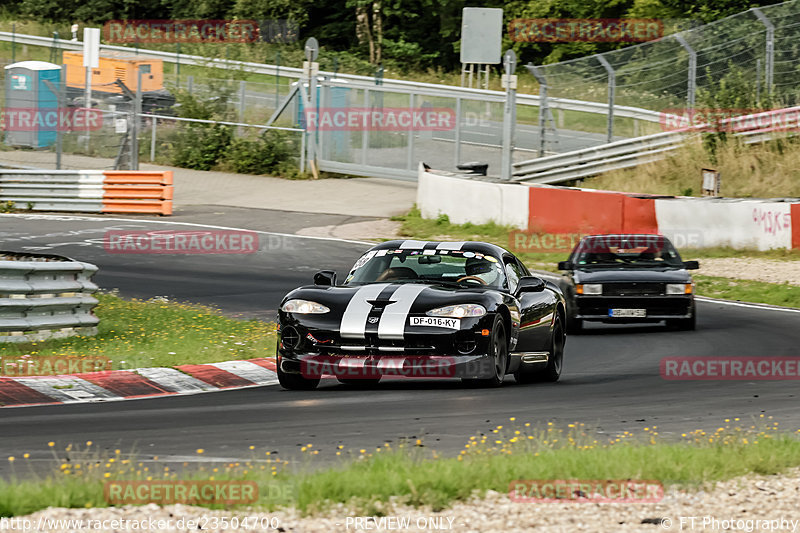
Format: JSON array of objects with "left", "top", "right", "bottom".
[
  {"left": 410, "top": 317, "right": 460, "bottom": 329},
  {"left": 609, "top": 308, "right": 646, "bottom": 318}
]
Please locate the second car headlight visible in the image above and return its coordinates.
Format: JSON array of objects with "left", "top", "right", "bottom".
[
  {"left": 576, "top": 283, "right": 602, "bottom": 295},
  {"left": 281, "top": 299, "right": 330, "bottom": 314},
  {"left": 666, "top": 283, "right": 692, "bottom": 295},
  {"left": 427, "top": 304, "right": 486, "bottom": 318}
]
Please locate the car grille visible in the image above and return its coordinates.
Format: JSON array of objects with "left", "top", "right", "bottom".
[{"left": 602, "top": 282, "right": 664, "bottom": 296}]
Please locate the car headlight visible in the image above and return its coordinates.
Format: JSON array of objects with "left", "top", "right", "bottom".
[
  {"left": 426, "top": 304, "right": 486, "bottom": 318},
  {"left": 281, "top": 299, "right": 330, "bottom": 314},
  {"left": 576, "top": 283, "right": 602, "bottom": 295},
  {"left": 666, "top": 283, "right": 692, "bottom": 295}
]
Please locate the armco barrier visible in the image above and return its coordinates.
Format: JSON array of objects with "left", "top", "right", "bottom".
[
  {"left": 0, "top": 170, "right": 173, "bottom": 215},
  {"left": 0, "top": 252, "right": 99, "bottom": 343},
  {"left": 420, "top": 165, "right": 800, "bottom": 250}
]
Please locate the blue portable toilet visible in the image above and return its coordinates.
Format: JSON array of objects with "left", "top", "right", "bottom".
[{"left": 4, "top": 61, "right": 61, "bottom": 148}]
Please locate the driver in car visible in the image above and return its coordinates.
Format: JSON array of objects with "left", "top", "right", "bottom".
[{"left": 464, "top": 257, "right": 501, "bottom": 286}]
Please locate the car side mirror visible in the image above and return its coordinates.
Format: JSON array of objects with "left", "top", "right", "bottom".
[
  {"left": 516, "top": 276, "right": 545, "bottom": 294},
  {"left": 313, "top": 270, "right": 337, "bottom": 286},
  {"left": 683, "top": 260, "right": 699, "bottom": 270},
  {"left": 557, "top": 261, "right": 573, "bottom": 270}
]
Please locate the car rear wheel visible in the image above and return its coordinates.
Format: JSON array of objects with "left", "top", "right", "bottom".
[
  {"left": 462, "top": 316, "right": 507, "bottom": 388},
  {"left": 277, "top": 363, "right": 320, "bottom": 390},
  {"left": 524, "top": 316, "right": 564, "bottom": 383}
]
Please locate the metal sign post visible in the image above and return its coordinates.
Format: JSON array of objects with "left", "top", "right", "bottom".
[
  {"left": 500, "top": 50, "right": 517, "bottom": 181},
  {"left": 304, "top": 38, "right": 320, "bottom": 178},
  {"left": 83, "top": 28, "right": 100, "bottom": 151}
]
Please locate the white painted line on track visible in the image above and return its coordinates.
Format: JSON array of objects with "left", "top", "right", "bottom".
[
  {"left": 0, "top": 213, "right": 375, "bottom": 246},
  {"left": 695, "top": 296, "right": 800, "bottom": 314}
]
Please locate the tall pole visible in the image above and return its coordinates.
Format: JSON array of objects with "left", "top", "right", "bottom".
[
  {"left": 500, "top": 50, "right": 517, "bottom": 180},
  {"left": 597, "top": 55, "right": 615, "bottom": 144},
  {"left": 752, "top": 8, "right": 774, "bottom": 96},
  {"left": 674, "top": 35, "right": 696, "bottom": 109}
]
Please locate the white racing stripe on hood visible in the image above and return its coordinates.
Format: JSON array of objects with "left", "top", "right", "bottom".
[
  {"left": 436, "top": 241, "right": 466, "bottom": 250},
  {"left": 340, "top": 283, "right": 391, "bottom": 339},
  {"left": 400, "top": 240, "right": 429, "bottom": 249},
  {"left": 377, "top": 284, "right": 428, "bottom": 340}
]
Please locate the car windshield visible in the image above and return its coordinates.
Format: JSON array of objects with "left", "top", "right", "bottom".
[
  {"left": 344, "top": 248, "right": 506, "bottom": 288},
  {"left": 572, "top": 235, "right": 684, "bottom": 268}
]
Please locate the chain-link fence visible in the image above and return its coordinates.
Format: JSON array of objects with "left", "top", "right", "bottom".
[{"left": 535, "top": 0, "right": 800, "bottom": 114}]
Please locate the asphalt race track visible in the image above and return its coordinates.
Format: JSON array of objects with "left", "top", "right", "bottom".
[{"left": 1, "top": 212, "right": 799, "bottom": 475}]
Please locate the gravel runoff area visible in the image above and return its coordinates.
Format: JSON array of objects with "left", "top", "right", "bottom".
[
  {"left": 8, "top": 468, "right": 800, "bottom": 532},
  {"left": 696, "top": 258, "right": 800, "bottom": 286}
]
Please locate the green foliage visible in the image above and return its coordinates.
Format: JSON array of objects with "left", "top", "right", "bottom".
[
  {"left": 0, "top": 201, "right": 16, "bottom": 213},
  {"left": 222, "top": 130, "right": 295, "bottom": 175},
  {"left": 170, "top": 122, "right": 233, "bottom": 171}
]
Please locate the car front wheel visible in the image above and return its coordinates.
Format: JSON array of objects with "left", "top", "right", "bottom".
[
  {"left": 462, "top": 316, "right": 507, "bottom": 388},
  {"left": 277, "top": 361, "right": 320, "bottom": 390}
]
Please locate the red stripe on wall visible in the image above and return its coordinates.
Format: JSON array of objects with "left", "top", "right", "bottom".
[
  {"left": 175, "top": 364, "right": 256, "bottom": 388},
  {"left": 0, "top": 378, "right": 61, "bottom": 406},
  {"left": 792, "top": 203, "right": 800, "bottom": 250},
  {"left": 622, "top": 196, "right": 658, "bottom": 233},
  {"left": 529, "top": 187, "right": 624, "bottom": 234},
  {"left": 82, "top": 371, "right": 176, "bottom": 398}
]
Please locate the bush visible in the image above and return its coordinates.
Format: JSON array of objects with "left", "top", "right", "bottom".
[
  {"left": 221, "top": 130, "right": 296, "bottom": 175},
  {"left": 170, "top": 123, "right": 233, "bottom": 171}
]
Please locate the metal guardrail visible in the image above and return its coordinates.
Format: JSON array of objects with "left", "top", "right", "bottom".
[
  {"left": 0, "top": 31, "right": 663, "bottom": 123},
  {"left": 0, "top": 251, "right": 99, "bottom": 343},
  {"left": 513, "top": 107, "right": 800, "bottom": 184}
]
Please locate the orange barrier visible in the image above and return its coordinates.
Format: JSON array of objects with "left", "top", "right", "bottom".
[
  {"left": 101, "top": 171, "right": 173, "bottom": 215},
  {"left": 793, "top": 203, "right": 800, "bottom": 250},
  {"left": 528, "top": 186, "right": 657, "bottom": 236}
]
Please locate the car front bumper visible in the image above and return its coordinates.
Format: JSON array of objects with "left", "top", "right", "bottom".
[{"left": 574, "top": 295, "right": 694, "bottom": 322}]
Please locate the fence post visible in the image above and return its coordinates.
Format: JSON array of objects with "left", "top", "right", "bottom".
[
  {"left": 150, "top": 118, "right": 157, "bottom": 162},
  {"left": 11, "top": 23, "right": 15, "bottom": 63},
  {"left": 527, "top": 64, "right": 549, "bottom": 157},
  {"left": 275, "top": 51, "right": 281, "bottom": 111},
  {"left": 674, "top": 34, "right": 696, "bottom": 109},
  {"left": 500, "top": 50, "right": 517, "bottom": 180},
  {"left": 454, "top": 97, "right": 462, "bottom": 168},
  {"left": 597, "top": 55, "right": 616, "bottom": 143},
  {"left": 187, "top": 75, "right": 193, "bottom": 95},
  {"left": 752, "top": 8, "right": 774, "bottom": 96},
  {"left": 238, "top": 80, "right": 246, "bottom": 136},
  {"left": 407, "top": 92, "right": 415, "bottom": 170},
  {"left": 132, "top": 69, "right": 142, "bottom": 170}
]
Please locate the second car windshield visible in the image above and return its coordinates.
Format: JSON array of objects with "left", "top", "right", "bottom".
[
  {"left": 573, "top": 236, "right": 684, "bottom": 268},
  {"left": 344, "top": 249, "right": 506, "bottom": 288}
]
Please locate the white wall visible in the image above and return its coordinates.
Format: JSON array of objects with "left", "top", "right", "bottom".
[
  {"left": 416, "top": 165, "right": 528, "bottom": 229},
  {"left": 655, "top": 198, "right": 793, "bottom": 250}
]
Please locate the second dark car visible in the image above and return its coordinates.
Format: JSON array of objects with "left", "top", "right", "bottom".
[{"left": 557, "top": 234, "right": 699, "bottom": 332}]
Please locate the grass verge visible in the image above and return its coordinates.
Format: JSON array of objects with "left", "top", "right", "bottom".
[
  {"left": 391, "top": 207, "right": 800, "bottom": 308},
  {"left": 0, "top": 420, "right": 797, "bottom": 516},
  {"left": 0, "top": 293, "right": 276, "bottom": 373}
]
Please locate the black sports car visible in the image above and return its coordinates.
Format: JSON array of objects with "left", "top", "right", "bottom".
[
  {"left": 557, "top": 234, "right": 699, "bottom": 332},
  {"left": 276, "top": 240, "right": 567, "bottom": 390}
]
